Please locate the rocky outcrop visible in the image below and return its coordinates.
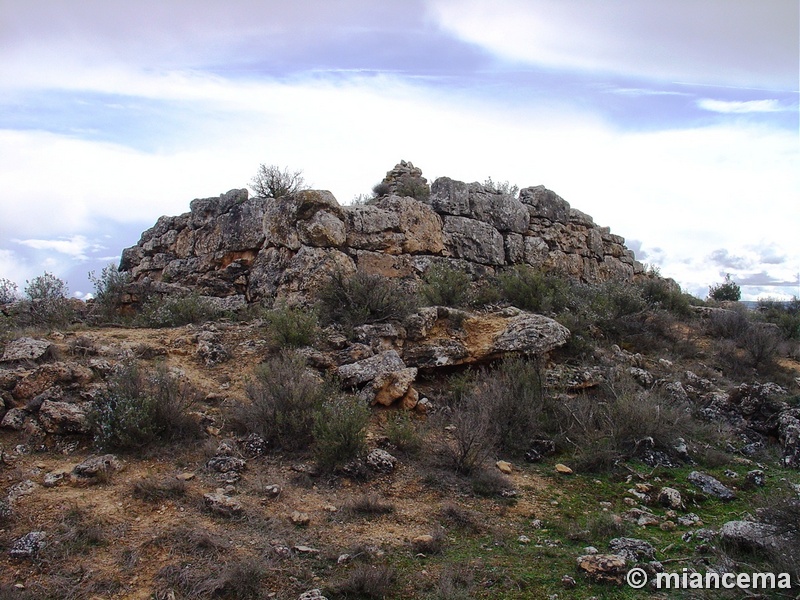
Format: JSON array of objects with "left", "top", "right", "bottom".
[{"left": 119, "top": 163, "right": 645, "bottom": 305}]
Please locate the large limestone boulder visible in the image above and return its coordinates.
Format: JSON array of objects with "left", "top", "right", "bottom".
[
  {"left": 1, "top": 338, "right": 54, "bottom": 363},
  {"left": 442, "top": 217, "right": 505, "bottom": 266},
  {"left": 344, "top": 196, "right": 444, "bottom": 255},
  {"left": 264, "top": 190, "right": 345, "bottom": 250},
  {"left": 403, "top": 306, "right": 569, "bottom": 369}
]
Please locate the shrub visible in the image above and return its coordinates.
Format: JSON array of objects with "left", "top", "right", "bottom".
[
  {"left": 342, "top": 493, "right": 396, "bottom": 518},
  {"left": 497, "top": 265, "right": 571, "bottom": 314},
  {"left": 740, "top": 323, "right": 781, "bottom": 369},
  {"left": 477, "top": 357, "right": 546, "bottom": 456},
  {"left": 262, "top": 304, "right": 318, "bottom": 348},
  {"left": 329, "top": 564, "right": 396, "bottom": 599},
  {"left": 470, "top": 468, "right": 513, "bottom": 497},
  {"left": 313, "top": 395, "right": 370, "bottom": 470},
  {"left": 136, "top": 292, "right": 221, "bottom": 327},
  {"left": 709, "top": 274, "right": 741, "bottom": 301},
  {"left": 708, "top": 307, "right": 750, "bottom": 339},
  {"left": 383, "top": 411, "right": 422, "bottom": 456},
  {"left": 131, "top": 475, "right": 187, "bottom": 502},
  {"left": 421, "top": 263, "right": 473, "bottom": 307},
  {"left": 250, "top": 164, "right": 307, "bottom": 199},
  {"left": 758, "top": 297, "right": 800, "bottom": 340},
  {"left": 483, "top": 176, "right": 519, "bottom": 196},
  {"left": 436, "top": 391, "right": 495, "bottom": 475},
  {"left": 92, "top": 360, "right": 200, "bottom": 451},
  {"left": 395, "top": 174, "right": 430, "bottom": 201},
  {"left": 23, "top": 271, "right": 74, "bottom": 326},
  {"left": 372, "top": 181, "right": 392, "bottom": 197},
  {"left": 640, "top": 277, "right": 692, "bottom": 315},
  {"left": 156, "top": 558, "right": 266, "bottom": 600},
  {"left": 0, "top": 278, "right": 18, "bottom": 304},
  {"left": 89, "top": 263, "right": 131, "bottom": 322},
  {"left": 317, "top": 270, "right": 417, "bottom": 332},
  {"left": 237, "top": 352, "right": 330, "bottom": 450}
]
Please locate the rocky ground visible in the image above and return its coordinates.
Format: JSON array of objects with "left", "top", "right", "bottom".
[{"left": 1, "top": 304, "right": 799, "bottom": 600}]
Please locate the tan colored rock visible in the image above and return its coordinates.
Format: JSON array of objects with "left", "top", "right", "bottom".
[
  {"left": 496, "top": 460, "right": 513, "bottom": 474},
  {"left": 12, "top": 362, "right": 93, "bottom": 401},
  {"left": 290, "top": 511, "right": 311, "bottom": 526},
  {"left": 371, "top": 367, "right": 418, "bottom": 406},
  {"left": 576, "top": 554, "right": 627, "bottom": 585},
  {"left": 555, "top": 463, "right": 574, "bottom": 475}
]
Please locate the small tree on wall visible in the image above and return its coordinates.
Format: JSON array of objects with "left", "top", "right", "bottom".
[
  {"left": 250, "top": 165, "right": 307, "bottom": 199},
  {"left": 709, "top": 274, "right": 741, "bottom": 302}
]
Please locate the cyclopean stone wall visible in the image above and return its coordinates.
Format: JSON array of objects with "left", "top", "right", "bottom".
[{"left": 119, "top": 163, "right": 645, "bottom": 305}]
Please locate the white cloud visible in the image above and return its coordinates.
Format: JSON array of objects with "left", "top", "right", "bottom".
[
  {"left": 429, "top": 0, "right": 799, "bottom": 88},
  {"left": 14, "top": 235, "right": 98, "bottom": 260},
  {"left": 697, "top": 99, "right": 788, "bottom": 113}
]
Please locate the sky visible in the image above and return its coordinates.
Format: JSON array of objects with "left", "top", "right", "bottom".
[{"left": 1, "top": 0, "right": 798, "bottom": 301}]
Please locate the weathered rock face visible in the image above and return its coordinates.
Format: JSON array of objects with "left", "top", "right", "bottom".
[{"left": 119, "top": 163, "right": 645, "bottom": 304}]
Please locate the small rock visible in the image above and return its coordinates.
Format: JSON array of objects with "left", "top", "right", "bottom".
[
  {"left": 366, "top": 449, "right": 397, "bottom": 473},
  {"left": 576, "top": 554, "right": 627, "bottom": 584},
  {"left": 298, "top": 589, "right": 328, "bottom": 600},
  {"left": 207, "top": 456, "right": 246, "bottom": 474},
  {"left": 745, "top": 469, "right": 766, "bottom": 487},
  {"left": 660, "top": 520, "right": 677, "bottom": 532},
  {"left": 215, "top": 438, "right": 238, "bottom": 456},
  {"left": 657, "top": 487, "right": 683, "bottom": 510},
  {"left": 518, "top": 535, "right": 531, "bottom": 544},
  {"left": 687, "top": 471, "right": 736, "bottom": 501},
  {"left": 555, "top": 463, "right": 573, "bottom": 475},
  {"left": 496, "top": 460, "right": 513, "bottom": 474},
  {"left": 71, "top": 454, "right": 123, "bottom": 485},
  {"left": 43, "top": 472, "right": 67, "bottom": 487},
  {"left": 9, "top": 532, "right": 46, "bottom": 558},
  {"left": 203, "top": 492, "right": 243, "bottom": 517},
  {"left": 293, "top": 545, "right": 319, "bottom": 554},
  {"left": 677, "top": 513, "right": 701, "bottom": 527},
  {"left": 291, "top": 511, "right": 311, "bottom": 526},
  {"left": 240, "top": 433, "right": 268, "bottom": 457},
  {"left": 263, "top": 484, "right": 282, "bottom": 498},
  {"left": 583, "top": 546, "right": 598, "bottom": 555},
  {"left": 176, "top": 472, "right": 195, "bottom": 481},
  {"left": 1, "top": 338, "right": 53, "bottom": 362},
  {"left": 608, "top": 537, "right": 656, "bottom": 562},
  {"left": 561, "top": 575, "right": 577, "bottom": 589}
]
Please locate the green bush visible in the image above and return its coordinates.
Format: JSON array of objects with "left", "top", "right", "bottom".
[
  {"left": 758, "top": 297, "right": 800, "bottom": 340},
  {"left": 709, "top": 274, "right": 741, "bottom": 301},
  {"left": 92, "top": 361, "right": 200, "bottom": 451},
  {"left": 421, "top": 263, "right": 473, "bottom": 307},
  {"left": 313, "top": 395, "right": 370, "bottom": 470},
  {"left": 0, "top": 278, "right": 18, "bottom": 304},
  {"left": 497, "top": 266, "right": 571, "bottom": 314},
  {"left": 317, "top": 270, "right": 417, "bottom": 332},
  {"left": 395, "top": 175, "right": 430, "bottom": 201},
  {"left": 250, "top": 164, "right": 306, "bottom": 199},
  {"left": 262, "top": 304, "right": 318, "bottom": 348},
  {"left": 383, "top": 411, "right": 422, "bottom": 456},
  {"left": 477, "top": 357, "right": 546, "bottom": 456},
  {"left": 237, "top": 352, "right": 330, "bottom": 451},
  {"left": 136, "top": 292, "right": 221, "bottom": 327},
  {"left": 89, "top": 264, "right": 131, "bottom": 322},
  {"left": 23, "top": 271, "right": 74, "bottom": 326}
]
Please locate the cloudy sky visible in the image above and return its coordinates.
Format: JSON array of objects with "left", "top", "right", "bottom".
[{"left": 1, "top": 0, "right": 798, "bottom": 300}]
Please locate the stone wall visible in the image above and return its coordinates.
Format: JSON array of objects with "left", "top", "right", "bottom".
[{"left": 119, "top": 164, "right": 644, "bottom": 304}]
